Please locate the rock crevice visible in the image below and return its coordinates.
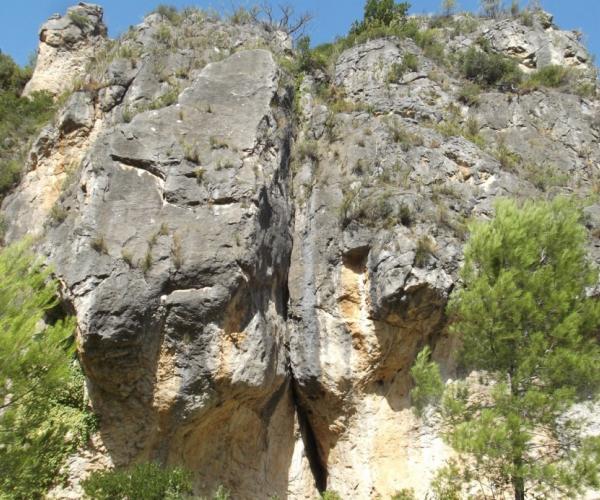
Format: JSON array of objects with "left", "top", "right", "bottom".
[{"left": 2, "top": 4, "right": 600, "bottom": 499}]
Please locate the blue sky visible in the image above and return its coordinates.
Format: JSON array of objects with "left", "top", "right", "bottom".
[{"left": 1, "top": 1, "right": 598, "bottom": 67}]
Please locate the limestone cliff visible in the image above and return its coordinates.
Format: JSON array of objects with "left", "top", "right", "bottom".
[
  {"left": 2, "top": 4, "right": 599, "bottom": 499},
  {"left": 23, "top": 3, "right": 108, "bottom": 97}
]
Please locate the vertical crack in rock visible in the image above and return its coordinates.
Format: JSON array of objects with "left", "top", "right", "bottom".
[
  {"left": 5, "top": 3, "right": 600, "bottom": 497},
  {"left": 291, "top": 380, "right": 328, "bottom": 493}
]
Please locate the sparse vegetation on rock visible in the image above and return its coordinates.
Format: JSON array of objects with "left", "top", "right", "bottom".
[{"left": 0, "top": 0, "right": 599, "bottom": 498}]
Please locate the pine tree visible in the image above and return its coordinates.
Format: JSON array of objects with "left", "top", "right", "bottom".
[
  {"left": 0, "top": 242, "right": 93, "bottom": 498},
  {"left": 411, "top": 198, "right": 600, "bottom": 499},
  {"left": 0, "top": 241, "right": 74, "bottom": 409}
]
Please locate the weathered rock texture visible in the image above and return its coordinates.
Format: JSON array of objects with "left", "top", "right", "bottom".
[
  {"left": 3, "top": 4, "right": 600, "bottom": 499},
  {"left": 23, "top": 3, "right": 108, "bottom": 97}
]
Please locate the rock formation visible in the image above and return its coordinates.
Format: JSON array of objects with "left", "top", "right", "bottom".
[
  {"left": 2, "top": 4, "right": 599, "bottom": 499},
  {"left": 23, "top": 3, "right": 108, "bottom": 97}
]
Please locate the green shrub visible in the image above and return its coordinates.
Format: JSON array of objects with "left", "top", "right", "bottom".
[
  {"left": 145, "top": 86, "right": 180, "bottom": 110},
  {"left": 82, "top": 463, "right": 193, "bottom": 500},
  {"left": 435, "top": 117, "right": 484, "bottom": 147},
  {"left": 574, "top": 81, "right": 597, "bottom": 98},
  {"left": 122, "top": 106, "right": 134, "bottom": 123},
  {"left": 212, "top": 485, "right": 231, "bottom": 500},
  {"left": 293, "top": 36, "right": 329, "bottom": 74},
  {"left": 435, "top": 119, "right": 462, "bottom": 138},
  {"left": 387, "top": 53, "right": 419, "bottom": 83},
  {"left": 459, "top": 47, "right": 522, "bottom": 87},
  {"left": 412, "top": 28, "right": 445, "bottom": 63},
  {"left": 209, "top": 135, "right": 229, "bottom": 150},
  {"left": 171, "top": 233, "right": 184, "bottom": 269},
  {"left": 121, "top": 249, "right": 134, "bottom": 267},
  {"left": 493, "top": 141, "right": 521, "bottom": 171},
  {"left": 510, "top": 0, "right": 520, "bottom": 16},
  {"left": 362, "top": 0, "right": 411, "bottom": 29},
  {"left": 49, "top": 203, "right": 68, "bottom": 224},
  {"left": 342, "top": 189, "right": 414, "bottom": 229},
  {"left": 296, "top": 139, "right": 319, "bottom": 162},
  {"left": 457, "top": 82, "right": 481, "bottom": 106},
  {"left": 141, "top": 249, "right": 153, "bottom": 273},
  {"left": 401, "top": 53, "right": 418, "bottom": 72},
  {"left": 321, "top": 491, "right": 343, "bottom": 500},
  {"left": 414, "top": 235, "right": 436, "bottom": 267},
  {"left": 155, "top": 24, "right": 172, "bottom": 45},
  {"left": 309, "top": 10, "right": 443, "bottom": 70},
  {"left": 399, "top": 203, "right": 413, "bottom": 226},
  {"left": 0, "top": 53, "right": 58, "bottom": 201},
  {"left": 0, "top": 159, "right": 22, "bottom": 195},
  {"left": 465, "top": 115, "right": 480, "bottom": 137},
  {"left": 183, "top": 142, "right": 200, "bottom": 163},
  {"left": 428, "top": 14, "right": 477, "bottom": 35},
  {"left": 520, "top": 9, "right": 534, "bottom": 26},
  {"left": 0, "top": 50, "right": 31, "bottom": 93},
  {"left": 387, "top": 63, "right": 404, "bottom": 83},
  {"left": 522, "top": 162, "right": 569, "bottom": 192},
  {"left": 324, "top": 112, "right": 340, "bottom": 142},
  {"left": 91, "top": 235, "right": 108, "bottom": 254},
  {"left": 68, "top": 11, "right": 90, "bottom": 30},
  {"left": 392, "top": 489, "right": 416, "bottom": 499},
  {"left": 386, "top": 118, "right": 423, "bottom": 150},
  {"left": 352, "top": 158, "right": 367, "bottom": 175},
  {"left": 154, "top": 4, "right": 182, "bottom": 25},
  {"left": 521, "top": 65, "right": 571, "bottom": 89}
]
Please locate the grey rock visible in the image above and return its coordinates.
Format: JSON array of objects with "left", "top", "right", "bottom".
[
  {"left": 106, "top": 58, "right": 138, "bottom": 87},
  {"left": 41, "top": 2, "right": 107, "bottom": 47},
  {"left": 3, "top": 6, "right": 600, "bottom": 499},
  {"left": 42, "top": 48, "right": 294, "bottom": 498},
  {"left": 481, "top": 17, "right": 590, "bottom": 70},
  {"left": 98, "top": 85, "right": 127, "bottom": 112},
  {"left": 58, "top": 91, "right": 95, "bottom": 133}
]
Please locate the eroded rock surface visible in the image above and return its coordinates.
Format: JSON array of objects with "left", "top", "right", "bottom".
[
  {"left": 43, "top": 48, "right": 306, "bottom": 498},
  {"left": 2, "top": 4, "right": 600, "bottom": 499},
  {"left": 23, "top": 3, "right": 108, "bottom": 97}
]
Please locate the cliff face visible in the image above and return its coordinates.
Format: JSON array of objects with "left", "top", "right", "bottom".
[{"left": 2, "top": 3, "right": 600, "bottom": 498}]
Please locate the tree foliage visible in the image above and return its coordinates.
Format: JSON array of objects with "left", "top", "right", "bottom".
[
  {"left": 82, "top": 463, "right": 193, "bottom": 500},
  {"left": 0, "top": 242, "right": 94, "bottom": 498},
  {"left": 0, "top": 51, "right": 55, "bottom": 204},
  {"left": 351, "top": 0, "right": 411, "bottom": 36},
  {"left": 459, "top": 46, "right": 523, "bottom": 87},
  {"left": 411, "top": 198, "right": 600, "bottom": 499},
  {"left": 0, "top": 51, "right": 31, "bottom": 94},
  {"left": 410, "top": 346, "right": 444, "bottom": 417},
  {"left": 364, "top": 0, "right": 411, "bottom": 26}
]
